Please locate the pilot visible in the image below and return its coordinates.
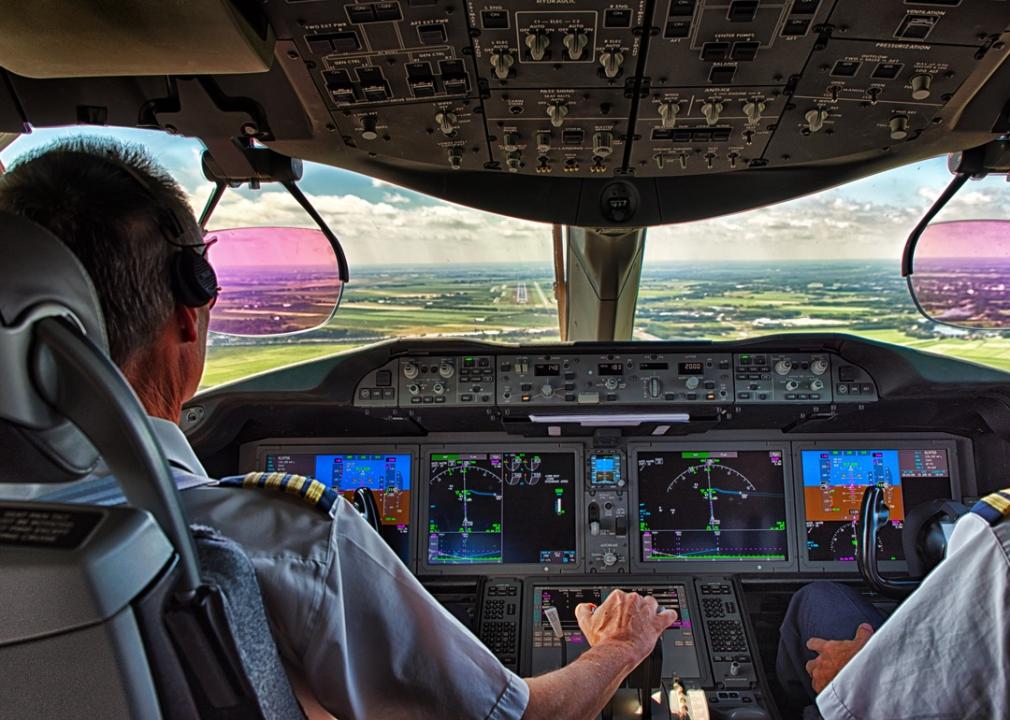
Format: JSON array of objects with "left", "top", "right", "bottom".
[
  {"left": 775, "top": 491, "right": 1010, "bottom": 719},
  {"left": 0, "top": 137, "right": 677, "bottom": 720}
]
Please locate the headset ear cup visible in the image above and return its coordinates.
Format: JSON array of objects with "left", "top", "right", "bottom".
[{"left": 171, "top": 250, "right": 218, "bottom": 307}]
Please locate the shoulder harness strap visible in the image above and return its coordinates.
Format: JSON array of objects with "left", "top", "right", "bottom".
[
  {"left": 970, "top": 488, "right": 1010, "bottom": 526},
  {"left": 217, "top": 472, "right": 340, "bottom": 514}
]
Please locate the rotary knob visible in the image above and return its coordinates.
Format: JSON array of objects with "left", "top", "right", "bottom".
[
  {"left": 432, "top": 382, "right": 446, "bottom": 396},
  {"left": 438, "top": 360, "right": 455, "bottom": 379},
  {"left": 490, "top": 49, "right": 514, "bottom": 80},
  {"left": 810, "top": 379, "right": 825, "bottom": 392},
  {"left": 811, "top": 358, "right": 829, "bottom": 376},
  {"left": 604, "top": 376, "right": 620, "bottom": 391},
  {"left": 775, "top": 359, "right": 793, "bottom": 375},
  {"left": 685, "top": 376, "right": 700, "bottom": 391},
  {"left": 599, "top": 49, "right": 624, "bottom": 79},
  {"left": 804, "top": 108, "right": 829, "bottom": 133},
  {"left": 648, "top": 377, "right": 663, "bottom": 399},
  {"left": 525, "top": 30, "right": 550, "bottom": 61},
  {"left": 361, "top": 116, "right": 379, "bottom": 141},
  {"left": 403, "top": 361, "right": 419, "bottom": 379},
  {"left": 435, "top": 111, "right": 458, "bottom": 137},
  {"left": 592, "top": 131, "right": 613, "bottom": 159},
  {"left": 407, "top": 383, "right": 420, "bottom": 395},
  {"left": 785, "top": 380, "right": 800, "bottom": 391},
  {"left": 911, "top": 74, "right": 932, "bottom": 101},
  {"left": 889, "top": 114, "right": 910, "bottom": 141},
  {"left": 541, "top": 384, "right": 555, "bottom": 398},
  {"left": 658, "top": 101, "right": 680, "bottom": 129},
  {"left": 547, "top": 101, "right": 568, "bottom": 128},
  {"left": 563, "top": 30, "right": 589, "bottom": 61},
  {"left": 743, "top": 99, "right": 765, "bottom": 126},
  {"left": 602, "top": 551, "right": 617, "bottom": 567},
  {"left": 701, "top": 100, "right": 723, "bottom": 126}
]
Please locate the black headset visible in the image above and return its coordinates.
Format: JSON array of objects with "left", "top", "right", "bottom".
[{"left": 114, "top": 160, "right": 219, "bottom": 308}]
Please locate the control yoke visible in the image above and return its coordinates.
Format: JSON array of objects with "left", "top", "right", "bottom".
[
  {"left": 856, "top": 487, "right": 923, "bottom": 599},
  {"left": 353, "top": 487, "right": 381, "bottom": 532}
]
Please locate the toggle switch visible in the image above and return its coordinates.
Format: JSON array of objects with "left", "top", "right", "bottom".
[
  {"left": 525, "top": 30, "right": 550, "bottom": 61},
  {"left": 701, "top": 100, "right": 724, "bottom": 126},
  {"left": 547, "top": 101, "right": 568, "bottom": 128},
  {"left": 804, "top": 108, "right": 828, "bottom": 133},
  {"left": 743, "top": 99, "right": 765, "bottom": 126},
  {"left": 435, "top": 111, "right": 458, "bottom": 137},
  {"left": 658, "top": 100, "right": 681, "bottom": 129},
  {"left": 599, "top": 49, "right": 624, "bottom": 78},
  {"left": 911, "top": 74, "right": 932, "bottom": 100}
]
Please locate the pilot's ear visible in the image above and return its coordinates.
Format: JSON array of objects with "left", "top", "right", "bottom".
[{"left": 174, "top": 302, "right": 200, "bottom": 344}]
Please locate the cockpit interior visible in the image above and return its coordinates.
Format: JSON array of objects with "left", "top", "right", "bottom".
[{"left": 2, "top": 1, "right": 1010, "bottom": 718}]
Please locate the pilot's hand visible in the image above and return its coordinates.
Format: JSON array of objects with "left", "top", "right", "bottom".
[
  {"left": 574, "top": 590, "right": 678, "bottom": 666},
  {"left": 805, "top": 623, "right": 875, "bottom": 693}
]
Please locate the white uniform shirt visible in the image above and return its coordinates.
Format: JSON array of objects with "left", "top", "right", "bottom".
[
  {"left": 155, "top": 420, "right": 532, "bottom": 720},
  {"left": 817, "top": 511, "right": 1010, "bottom": 720}
]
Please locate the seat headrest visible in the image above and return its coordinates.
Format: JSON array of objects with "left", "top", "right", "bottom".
[{"left": 0, "top": 211, "right": 109, "bottom": 479}]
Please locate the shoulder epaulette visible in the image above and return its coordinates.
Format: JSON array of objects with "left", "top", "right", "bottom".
[
  {"left": 970, "top": 489, "right": 1010, "bottom": 526},
  {"left": 217, "top": 472, "right": 339, "bottom": 514}
]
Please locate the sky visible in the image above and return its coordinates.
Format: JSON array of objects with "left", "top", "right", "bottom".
[{"left": 2, "top": 125, "right": 1007, "bottom": 267}]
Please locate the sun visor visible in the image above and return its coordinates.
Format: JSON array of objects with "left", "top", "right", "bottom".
[{"left": 0, "top": 0, "right": 274, "bottom": 79}]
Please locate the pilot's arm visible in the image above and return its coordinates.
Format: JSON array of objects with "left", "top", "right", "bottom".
[
  {"left": 185, "top": 485, "right": 671, "bottom": 720},
  {"left": 815, "top": 508, "right": 1010, "bottom": 720}
]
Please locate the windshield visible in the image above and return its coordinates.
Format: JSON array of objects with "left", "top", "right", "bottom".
[{"left": 3, "top": 127, "right": 1008, "bottom": 389}]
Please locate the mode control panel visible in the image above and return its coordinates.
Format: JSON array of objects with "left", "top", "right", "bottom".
[
  {"left": 585, "top": 451, "right": 630, "bottom": 574},
  {"left": 497, "top": 352, "right": 734, "bottom": 405},
  {"left": 734, "top": 352, "right": 833, "bottom": 404},
  {"left": 399, "top": 355, "right": 495, "bottom": 406}
]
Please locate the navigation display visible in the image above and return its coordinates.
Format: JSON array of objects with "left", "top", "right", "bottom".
[
  {"left": 426, "top": 451, "right": 577, "bottom": 566},
  {"left": 637, "top": 450, "right": 789, "bottom": 562},
  {"left": 801, "top": 448, "right": 952, "bottom": 563},
  {"left": 263, "top": 452, "right": 411, "bottom": 561}
]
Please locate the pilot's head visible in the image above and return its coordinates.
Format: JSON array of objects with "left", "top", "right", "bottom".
[{"left": 0, "top": 136, "right": 212, "bottom": 420}]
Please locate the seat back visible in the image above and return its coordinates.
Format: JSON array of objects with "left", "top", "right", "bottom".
[{"left": 0, "top": 211, "right": 303, "bottom": 719}]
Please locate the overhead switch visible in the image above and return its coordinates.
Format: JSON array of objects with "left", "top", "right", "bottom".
[
  {"left": 490, "top": 49, "right": 514, "bottom": 80},
  {"left": 447, "top": 146, "right": 464, "bottom": 170},
  {"left": 435, "top": 111, "right": 458, "bottom": 137},
  {"left": 506, "top": 151, "right": 522, "bottom": 172},
  {"left": 593, "top": 131, "right": 614, "bottom": 158},
  {"left": 743, "top": 99, "right": 765, "bottom": 126},
  {"left": 889, "top": 115, "right": 910, "bottom": 141},
  {"left": 547, "top": 102, "right": 568, "bottom": 128},
  {"left": 503, "top": 132, "right": 520, "bottom": 152},
  {"left": 599, "top": 50, "right": 624, "bottom": 78},
  {"left": 536, "top": 130, "right": 552, "bottom": 153},
  {"left": 658, "top": 101, "right": 681, "bottom": 129},
  {"left": 525, "top": 30, "right": 550, "bottom": 61},
  {"left": 701, "top": 100, "right": 724, "bottom": 126},
  {"left": 804, "top": 108, "right": 828, "bottom": 133},
  {"left": 563, "top": 30, "right": 589, "bottom": 61},
  {"left": 361, "top": 116, "right": 379, "bottom": 140},
  {"left": 911, "top": 74, "right": 932, "bottom": 100}
]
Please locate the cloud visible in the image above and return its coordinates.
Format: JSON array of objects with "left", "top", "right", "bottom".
[{"left": 382, "top": 192, "right": 411, "bottom": 204}]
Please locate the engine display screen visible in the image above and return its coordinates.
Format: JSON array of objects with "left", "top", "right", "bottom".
[
  {"left": 801, "top": 448, "right": 952, "bottom": 563},
  {"left": 638, "top": 450, "right": 789, "bottom": 562},
  {"left": 263, "top": 452, "right": 412, "bottom": 561},
  {"left": 426, "top": 451, "right": 577, "bottom": 566}
]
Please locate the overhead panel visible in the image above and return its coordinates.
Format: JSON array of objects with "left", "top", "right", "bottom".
[
  {"left": 292, "top": 0, "right": 486, "bottom": 169},
  {"left": 256, "top": 0, "right": 1010, "bottom": 181}
]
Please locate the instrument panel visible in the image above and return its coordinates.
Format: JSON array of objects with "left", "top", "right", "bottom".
[
  {"left": 354, "top": 350, "right": 878, "bottom": 409},
  {"left": 249, "top": 433, "right": 967, "bottom": 575}
]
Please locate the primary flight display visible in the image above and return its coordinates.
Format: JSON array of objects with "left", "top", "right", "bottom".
[{"left": 637, "top": 450, "right": 789, "bottom": 562}]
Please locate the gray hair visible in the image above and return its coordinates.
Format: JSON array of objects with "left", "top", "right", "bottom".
[{"left": 0, "top": 136, "right": 199, "bottom": 367}]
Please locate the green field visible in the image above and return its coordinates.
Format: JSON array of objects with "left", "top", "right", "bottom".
[{"left": 199, "top": 262, "right": 1010, "bottom": 389}]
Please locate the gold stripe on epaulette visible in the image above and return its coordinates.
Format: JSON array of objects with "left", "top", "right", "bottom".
[
  {"left": 305, "top": 480, "right": 325, "bottom": 505},
  {"left": 286, "top": 475, "right": 306, "bottom": 494},
  {"left": 243, "top": 472, "right": 259, "bottom": 488},
  {"left": 265, "top": 472, "right": 284, "bottom": 490},
  {"left": 981, "top": 491, "right": 1010, "bottom": 516}
]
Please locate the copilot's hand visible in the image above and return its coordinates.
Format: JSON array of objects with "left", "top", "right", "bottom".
[
  {"left": 806, "top": 623, "right": 875, "bottom": 693},
  {"left": 574, "top": 590, "right": 678, "bottom": 666}
]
